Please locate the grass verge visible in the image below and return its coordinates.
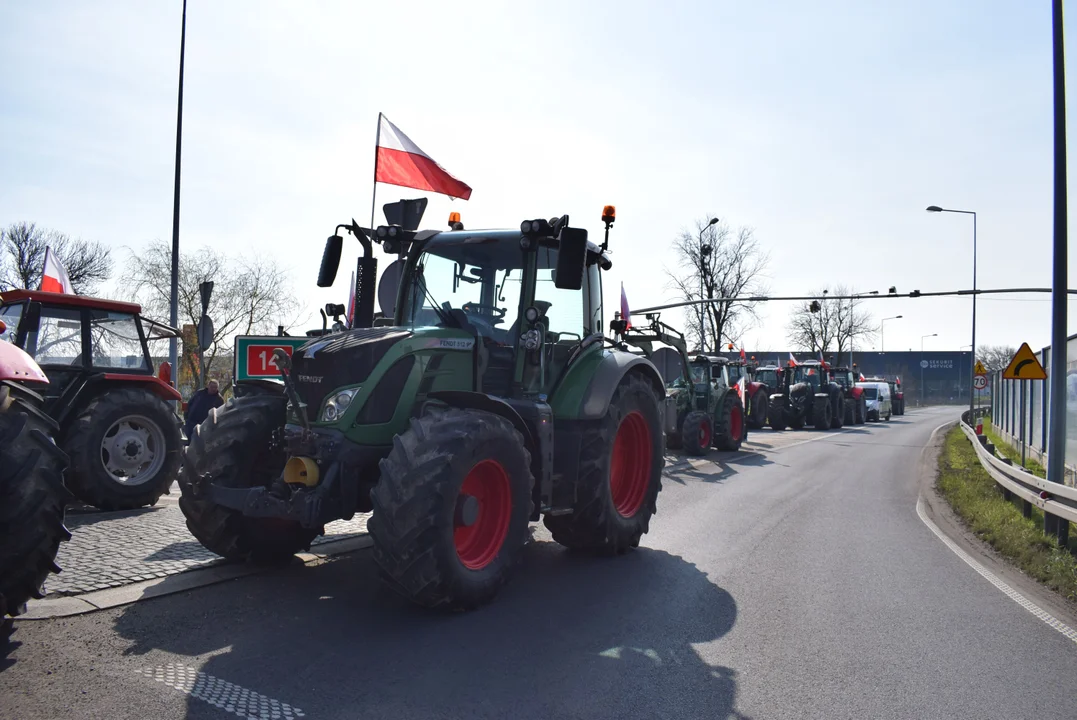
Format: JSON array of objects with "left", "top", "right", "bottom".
[{"left": 936, "top": 426, "right": 1077, "bottom": 603}]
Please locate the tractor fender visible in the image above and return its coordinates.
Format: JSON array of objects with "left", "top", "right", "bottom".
[
  {"left": 848, "top": 385, "right": 864, "bottom": 399},
  {"left": 426, "top": 390, "right": 536, "bottom": 451},
  {"left": 746, "top": 381, "right": 765, "bottom": 398},
  {"left": 0, "top": 341, "right": 48, "bottom": 384},
  {"left": 577, "top": 352, "right": 665, "bottom": 420},
  {"left": 101, "top": 373, "right": 182, "bottom": 402}
]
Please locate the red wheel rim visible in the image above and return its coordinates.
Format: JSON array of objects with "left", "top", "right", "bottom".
[
  {"left": 699, "top": 419, "right": 711, "bottom": 448},
  {"left": 730, "top": 404, "right": 743, "bottom": 442},
  {"left": 609, "top": 411, "right": 653, "bottom": 518},
  {"left": 454, "top": 459, "right": 512, "bottom": 570}
]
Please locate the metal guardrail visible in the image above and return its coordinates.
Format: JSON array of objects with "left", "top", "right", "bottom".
[{"left": 960, "top": 410, "right": 1077, "bottom": 526}]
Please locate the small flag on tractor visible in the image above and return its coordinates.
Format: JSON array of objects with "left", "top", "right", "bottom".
[
  {"left": 375, "top": 114, "right": 472, "bottom": 200},
  {"left": 620, "top": 283, "right": 632, "bottom": 329},
  {"left": 39, "top": 247, "right": 73, "bottom": 294},
  {"left": 788, "top": 353, "right": 799, "bottom": 367},
  {"left": 739, "top": 348, "right": 746, "bottom": 362}
]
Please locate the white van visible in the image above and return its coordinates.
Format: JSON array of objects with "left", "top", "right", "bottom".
[{"left": 855, "top": 381, "right": 892, "bottom": 421}]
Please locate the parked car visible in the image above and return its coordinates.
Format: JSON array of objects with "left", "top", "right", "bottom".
[{"left": 856, "top": 381, "right": 892, "bottom": 421}]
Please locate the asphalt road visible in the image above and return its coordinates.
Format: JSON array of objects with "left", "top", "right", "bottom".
[{"left": 4, "top": 406, "right": 1077, "bottom": 719}]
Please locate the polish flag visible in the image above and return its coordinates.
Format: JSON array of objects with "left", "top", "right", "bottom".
[
  {"left": 859, "top": 372, "right": 866, "bottom": 381},
  {"left": 375, "top": 114, "right": 472, "bottom": 200},
  {"left": 346, "top": 270, "right": 356, "bottom": 328},
  {"left": 739, "top": 348, "right": 746, "bottom": 362},
  {"left": 620, "top": 283, "right": 632, "bottom": 328},
  {"left": 788, "top": 353, "right": 798, "bottom": 367},
  {"left": 39, "top": 247, "right": 73, "bottom": 294}
]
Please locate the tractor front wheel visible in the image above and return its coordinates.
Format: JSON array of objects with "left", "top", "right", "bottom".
[
  {"left": 179, "top": 396, "right": 319, "bottom": 563},
  {"left": 747, "top": 392, "right": 768, "bottom": 429},
  {"left": 681, "top": 411, "right": 712, "bottom": 456},
  {"left": 769, "top": 403, "right": 787, "bottom": 431},
  {"left": 812, "top": 397, "right": 832, "bottom": 429},
  {"left": 855, "top": 396, "right": 867, "bottom": 425},
  {"left": 544, "top": 373, "right": 663, "bottom": 555},
  {"left": 64, "top": 388, "right": 182, "bottom": 510},
  {"left": 830, "top": 393, "right": 845, "bottom": 429},
  {"left": 714, "top": 394, "right": 745, "bottom": 452},
  {"left": 0, "top": 384, "right": 70, "bottom": 618},
  {"left": 370, "top": 408, "right": 533, "bottom": 610}
]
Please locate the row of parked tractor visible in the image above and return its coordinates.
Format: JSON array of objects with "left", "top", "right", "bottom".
[
  {"left": 613, "top": 316, "right": 905, "bottom": 458},
  {"left": 1, "top": 204, "right": 908, "bottom": 620}
]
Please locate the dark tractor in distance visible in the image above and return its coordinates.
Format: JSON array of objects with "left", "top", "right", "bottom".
[
  {"left": 0, "top": 329, "right": 71, "bottom": 619},
  {"left": 829, "top": 365, "right": 867, "bottom": 425},
  {"left": 0, "top": 291, "right": 183, "bottom": 511},
  {"left": 725, "top": 359, "right": 769, "bottom": 430},
  {"left": 767, "top": 360, "right": 844, "bottom": 431},
  {"left": 180, "top": 205, "right": 669, "bottom": 611},
  {"left": 610, "top": 315, "right": 746, "bottom": 457}
]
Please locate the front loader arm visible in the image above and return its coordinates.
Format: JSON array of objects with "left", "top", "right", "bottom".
[{"left": 611, "top": 315, "right": 693, "bottom": 387}]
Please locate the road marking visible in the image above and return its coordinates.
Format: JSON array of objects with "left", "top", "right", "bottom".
[
  {"left": 136, "top": 663, "right": 306, "bottom": 719},
  {"left": 916, "top": 496, "right": 1077, "bottom": 647}
]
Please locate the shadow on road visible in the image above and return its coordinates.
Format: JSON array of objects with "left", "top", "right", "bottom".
[{"left": 113, "top": 541, "right": 747, "bottom": 719}]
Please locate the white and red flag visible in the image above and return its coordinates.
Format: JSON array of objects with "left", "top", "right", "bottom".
[
  {"left": 739, "top": 348, "right": 746, "bottom": 362},
  {"left": 375, "top": 114, "right": 472, "bottom": 200},
  {"left": 620, "top": 283, "right": 632, "bottom": 329},
  {"left": 788, "top": 353, "right": 798, "bottom": 367},
  {"left": 39, "top": 247, "right": 73, "bottom": 294}
]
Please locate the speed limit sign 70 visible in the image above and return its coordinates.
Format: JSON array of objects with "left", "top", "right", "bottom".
[{"left": 973, "top": 375, "right": 988, "bottom": 390}]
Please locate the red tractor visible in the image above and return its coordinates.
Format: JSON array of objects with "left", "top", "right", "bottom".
[
  {"left": 0, "top": 290, "right": 183, "bottom": 510},
  {"left": 0, "top": 327, "right": 71, "bottom": 618},
  {"left": 829, "top": 365, "right": 868, "bottom": 425}
]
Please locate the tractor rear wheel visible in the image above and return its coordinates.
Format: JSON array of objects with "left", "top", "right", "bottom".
[
  {"left": 769, "top": 403, "right": 787, "bottom": 431},
  {"left": 747, "top": 392, "right": 768, "bottom": 429},
  {"left": 843, "top": 400, "right": 855, "bottom": 426},
  {"left": 64, "top": 388, "right": 182, "bottom": 510},
  {"left": 681, "top": 411, "right": 712, "bottom": 456},
  {"left": 0, "top": 384, "right": 70, "bottom": 617},
  {"left": 370, "top": 408, "right": 532, "bottom": 610},
  {"left": 830, "top": 393, "right": 845, "bottom": 429},
  {"left": 855, "top": 396, "right": 867, "bottom": 425},
  {"left": 812, "top": 397, "right": 832, "bottom": 429},
  {"left": 544, "top": 373, "right": 663, "bottom": 555},
  {"left": 179, "top": 396, "right": 318, "bottom": 563},
  {"left": 713, "top": 394, "right": 745, "bottom": 452},
  {"left": 788, "top": 410, "right": 805, "bottom": 430}
]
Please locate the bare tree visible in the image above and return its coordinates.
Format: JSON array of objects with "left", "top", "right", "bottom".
[
  {"left": 979, "top": 344, "right": 1017, "bottom": 373},
  {"left": 786, "top": 284, "right": 876, "bottom": 359},
  {"left": 666, "top": 217, "right": 769, "bottom": 352},
  {"left": 125, "top": 241, "right": 303, "bottom": 389},
  {"left": 0, "top": 222, "right": 113, "bottom": 294}
]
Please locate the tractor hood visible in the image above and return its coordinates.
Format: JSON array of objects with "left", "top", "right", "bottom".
[{"left": 291, "top": 327, "right": 412, "bottom": 411}]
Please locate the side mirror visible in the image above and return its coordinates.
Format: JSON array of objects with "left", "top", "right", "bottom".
[
  {"left": 554, "top": 227, "right": 588, "bottom": 290},
  {"left": 317, "top": 235, "right": 344, "bottom": 288}
]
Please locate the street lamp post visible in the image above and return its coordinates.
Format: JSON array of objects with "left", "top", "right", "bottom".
[
  {"left": 921, "top": 333, "right": 937, "bottom": 405},
  {"left": 926, "top": 205, "right": 977, "bottom": 422},
  {"left": 168, "top": 0, "right": 188, "bottom": 392},
  {"left": 880, "top": 315, "right": 902, "bottom": 354},
  {"left": 698, "top": 217, "right": 718, "bottom": 351}
]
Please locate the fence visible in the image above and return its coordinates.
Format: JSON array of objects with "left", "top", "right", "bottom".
[{"left": 988, "top": 333, "right": 1077, "bottom": 488}]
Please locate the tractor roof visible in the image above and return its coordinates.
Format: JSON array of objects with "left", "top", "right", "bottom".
[
  {"left": 0, "top": 288, "right": 141, "bottom": 314},
  {"left": 422, "top": 229, "right": 611, "bottom": 270},
  {"left": 692, "top": 354, "right": 728, "bottom": 365}
]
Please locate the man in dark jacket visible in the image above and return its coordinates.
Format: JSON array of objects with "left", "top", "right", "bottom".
[{"left": 184, "top": 379, "right": 224, "bottom": 443}]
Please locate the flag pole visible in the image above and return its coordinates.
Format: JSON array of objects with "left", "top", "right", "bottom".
[{"left": 369, "top": 112, "right": 382, "bottom": 231}]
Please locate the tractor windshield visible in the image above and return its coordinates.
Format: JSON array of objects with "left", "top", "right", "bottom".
[
  {"left": 403, "top": 235, "right": 523, "bottom": 345},
  {"left": 755, "top": 368, "right": 778, "bottom": 387},
  {"left": 0, "top": 303, "right": 22, "bottom": 345},
  {"left": 793, "top": 366, "right": 821, "bottom": 389}
]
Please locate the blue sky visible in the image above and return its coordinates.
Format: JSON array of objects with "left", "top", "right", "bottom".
[{"left": 1, "top": 0, "right": 1073, "bottom": 354}]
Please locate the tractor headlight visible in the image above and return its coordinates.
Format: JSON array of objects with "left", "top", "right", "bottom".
[{"left": 321, "top": 388, "right": 359, "bottom": 422}]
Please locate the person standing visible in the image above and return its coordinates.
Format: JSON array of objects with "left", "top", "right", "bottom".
[{"left": 184, "top": 379, "right": 224, "bottom": 443}]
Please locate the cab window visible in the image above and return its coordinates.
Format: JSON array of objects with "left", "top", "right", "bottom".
[
  {"left": 28, "top": 307, "right": 83, "bottom": 366},
  {"left": 90, "top": 311, "right": 147, "bottom": 370}
]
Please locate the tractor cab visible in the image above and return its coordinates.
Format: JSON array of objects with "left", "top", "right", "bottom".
[
  {"left": 753, "top": 365, "right": 782, "bottom": 391},
  {"left": 0, "top": 289, "right": 183, "bottom": 510}
]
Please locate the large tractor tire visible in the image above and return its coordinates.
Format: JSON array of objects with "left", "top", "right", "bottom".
[
  {"left": 713, "top": 394, "right": 745, "bottom": 452},
  {"left": 544, "top": 373, "right": 663, "bottom": 555},
  {"left": 811, "top": 396, "right": 832, "bottom": 429},
  {"left": 830, "top": 393, "right": 845, "bottom": 429},
  {"left": 855, "top": 396, "right": 867, "bottom": 425},
  {"left": 63, "top": 388, "right": 182, "bottom": 510},
  {"left": 0, "top": 385, "right": 71, "bottom": 618},
  {"left": 370, "top": 408, "right": 533, "bottom": 611},
  {"left": 747, "top": 391, "right": 769, "bottom": 430},
  {"left": 788, "top": 410, "right": 805, "bottom": 430},
  {"left": 768, "top": 403, "right": 787, "bottom": 431},
  {"left": 843, "top": 399, "right": 855, "bottom": 426},
  {"left": 179, "top": 396, "right": 318, "bottom": 563},
  {"left": 681, "top": 411, "right": 712, "bottom": 457}
]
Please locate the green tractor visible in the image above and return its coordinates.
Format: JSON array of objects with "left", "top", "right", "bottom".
[
  {"left": 609, "top": 315, "right": 746, "bottom": 457},
  {"left": 179, "top": 206, "right": 668, "bottom": 610}
]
